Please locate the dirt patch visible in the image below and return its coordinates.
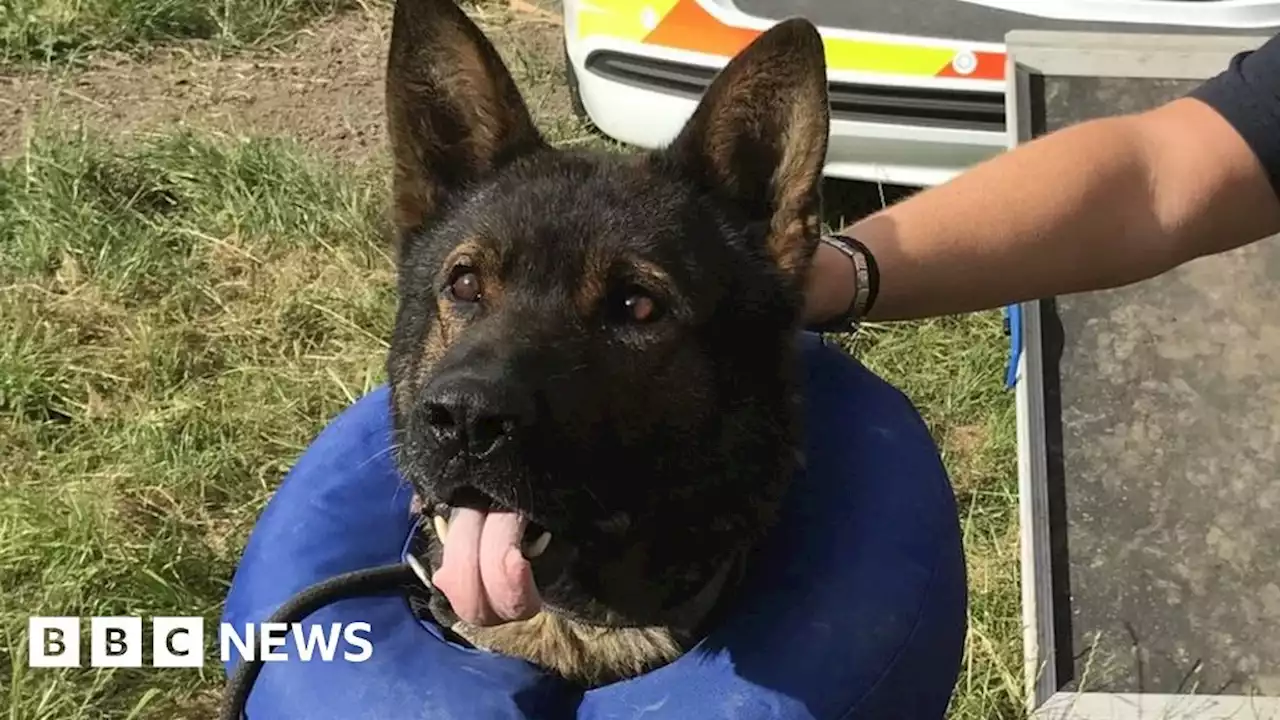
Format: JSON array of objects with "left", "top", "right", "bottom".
[
  {"left": 947, "top": 423, "right": 989, "bottom": 459},
  {"left": 943, "top": 421, "right": 996, "bottom": 498},
  {"left": 0, "top": 0, "right": 575, "bottom": 163}
]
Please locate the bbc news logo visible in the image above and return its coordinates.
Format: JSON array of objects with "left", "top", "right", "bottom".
[{"left": 27, "top": 617, "right": 374, "bottom": 668}]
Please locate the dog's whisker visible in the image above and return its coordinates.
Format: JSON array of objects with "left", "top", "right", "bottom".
[
  {"left": 581, "top": 486, "right": 606, "bottom": 511},
  {"left": 544, "top": 362, "right": 589, "bottom": 384},
  {"left": 522, "top": 475, "right": 537, "bottom": 524},
  {"left": 356, "top": 441, "right": 403, "bottom": 471}
]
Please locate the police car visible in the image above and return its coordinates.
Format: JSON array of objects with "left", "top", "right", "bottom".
[{"left": 563, "top": 0, "right": 1280, "bottom": 186}]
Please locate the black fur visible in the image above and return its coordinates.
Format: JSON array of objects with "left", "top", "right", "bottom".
[{"left": 383, "top": 0, "right": 830, "bottom": 684}]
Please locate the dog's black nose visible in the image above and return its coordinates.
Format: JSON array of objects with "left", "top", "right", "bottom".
[{"left": 420, "top": 375, "right": 534, "bottom": 457}]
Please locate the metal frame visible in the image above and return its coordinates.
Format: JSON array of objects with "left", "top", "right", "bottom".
[{"left": 1004, "top": 30, "right": 1280, "bottom": 719}]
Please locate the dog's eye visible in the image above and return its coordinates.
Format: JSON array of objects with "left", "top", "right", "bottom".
[
  {"left": 448, "top": 268, "right": 482, "bottom": 303},
  {"left": 621, "top": 290, "right": 661, "bottom": 324}
]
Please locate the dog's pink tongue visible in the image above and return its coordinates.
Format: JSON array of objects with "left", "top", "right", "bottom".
[{"left": 432, "top": 507, "right": 541, "bottom": 626}]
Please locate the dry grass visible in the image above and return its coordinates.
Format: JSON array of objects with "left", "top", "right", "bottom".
[{"left": 1, "top": 0, "right": 359, "bottom": 65}]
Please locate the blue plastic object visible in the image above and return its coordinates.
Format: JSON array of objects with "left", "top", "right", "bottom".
[
  {"left": 1004, "top": 303, "right": 1023, "bottom": 389},
  {"left": 221, "top": 333, "right": 967, "bottom": 720}
]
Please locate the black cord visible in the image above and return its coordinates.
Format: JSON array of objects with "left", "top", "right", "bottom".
[{"left": 219, "top": 562, "right": 420, "bottom": 720}]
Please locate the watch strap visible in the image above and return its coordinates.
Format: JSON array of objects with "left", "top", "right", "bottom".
[{"left": 810, "top": 233, "right": 879, "bottom": 333}]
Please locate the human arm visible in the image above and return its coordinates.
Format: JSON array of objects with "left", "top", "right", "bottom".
[{"left": 804, "top": 37, "right": 1280, "bottom": 325}]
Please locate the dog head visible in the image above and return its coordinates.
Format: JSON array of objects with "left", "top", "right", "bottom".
[{"left": 385, "top": 0, "right": 829, "bottom": 633}]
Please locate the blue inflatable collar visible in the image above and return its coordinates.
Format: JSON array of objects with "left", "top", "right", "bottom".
[{"left": 222, "top": 334, "right": 967, "bottom": 719}]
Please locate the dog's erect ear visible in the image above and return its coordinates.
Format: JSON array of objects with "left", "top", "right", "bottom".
[
  {"left": 385, "top": 0, "right": 546, "bottom": 235},
  {"left": 662, "top": 18, "right": 829, "bottom": 283}
]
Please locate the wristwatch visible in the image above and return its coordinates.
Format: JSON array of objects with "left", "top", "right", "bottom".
[{"left": 810, "top": 232, "right": 879, "bottom": 334}]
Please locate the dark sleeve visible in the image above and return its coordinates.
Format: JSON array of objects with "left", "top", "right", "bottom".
[{"left": 1188, "top": 33, "right": 1280, "bottom": 195}]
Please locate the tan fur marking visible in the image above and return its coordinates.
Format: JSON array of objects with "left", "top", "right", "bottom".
[
  {"left": 664, "top": 18, "right": 829, "bottom": 287},
  {"left": 448, "top": 240, "right": 504, "bottom": 303},
  {"left": 455, "top": 612, "right": 683, "bottom": 687},
  {"left": 574, "top": 255, "right": 677, "bottom": 318},
  {"left": 411, "top": 239, "right": 503, "bottom": 389},
  {"left": 767, "top": 85, "right": 827, "bottom": 277},
  {"left": 390, "top": 156, "right": 438, "bottom": 238},
  {"left": 628, "top": 259, "right": 675, "bottom": 291},
  {"left": 420, "top": 315, "right": 453, "bottom": 374},
  {"left": 447, "top": 40, "right": 505, "bottom": 165},
  {"left": 574, "top": 249, "right": 611, "bottom": 317},
  {"left": 384, "top": 0, "right": 544, "bottom": 235}
]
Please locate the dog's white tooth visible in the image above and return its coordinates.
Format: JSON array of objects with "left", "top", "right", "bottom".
[
  {"left": 433, "top": 515, "right": 449, "bottom": 542},
  {"left": 523, "top": 531, "right": 552, "bottom": 558}
]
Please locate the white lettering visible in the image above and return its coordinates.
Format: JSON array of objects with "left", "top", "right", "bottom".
[
  {"left": 28, "top": 617, "right": 81, "bottom": 667},
  {"left": 220, "top": 623, "right": 255, "bottom": 663},
  {"left": 259, "top": 623, "right": 289, "bottom": 662},
  {"left": 342, "top": 622, "right": 373, "bottom": 662},
  {"left": 290, "top": 623, "right": 341, "bottom": 662}
]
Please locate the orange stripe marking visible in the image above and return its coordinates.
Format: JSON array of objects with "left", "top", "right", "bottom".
[
  {"left": 642, "top": 0, "right": 760, "bottom": 57},
  {"left": 935, "top": 50, "right": 1005, "bottom": 80},
  {"left": 637, "top": 0, "right": 1005, "bottom": 81}
]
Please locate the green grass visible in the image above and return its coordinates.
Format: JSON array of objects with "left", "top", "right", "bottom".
[
  {"left": 0, "top": 126, "right": 394, "bottom": 718},
  {"left": 0, "top": 124, "right": 1024, "bottom": 718},
  {"left": 843, "top": 319, "right": 1024, "bottom": 718},
  {"left": 0, "top": 0, "right": 356, "bottom": 65}
]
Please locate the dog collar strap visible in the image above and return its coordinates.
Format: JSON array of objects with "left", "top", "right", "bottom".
[{"left": 813, "top": 233, "right": 878, "bottom": 333}]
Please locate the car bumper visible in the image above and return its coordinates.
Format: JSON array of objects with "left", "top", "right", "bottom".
[
  {"left": 564, "top": 0, "right": 1278, "bottom": 186},
  {"left": 568, "top": 55, "right": 1008, "bottom": 187},
  {"left": 565, "top": 0, "right": 1010, "bottom": 186}
]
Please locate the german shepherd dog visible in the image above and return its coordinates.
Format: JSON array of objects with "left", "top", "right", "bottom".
[{"left": 385, "top": 0, "right": 830, "bottom": 688}]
